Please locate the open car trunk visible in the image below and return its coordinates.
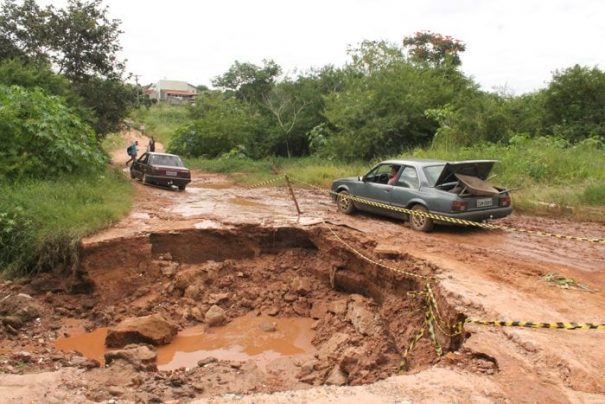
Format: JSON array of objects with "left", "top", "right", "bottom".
[{"left": 434, "top": 161, "right": 507, "bottom": 197}]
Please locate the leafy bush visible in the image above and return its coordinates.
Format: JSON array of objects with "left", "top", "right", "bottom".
[
  {"left": 0, "top": 169, "right": 132, "bottom": 275},
  {"left": 169, "top": 93, "right": 265, "bottom": 158},
  {"left": 0, "top": 85, "right": 105, "bottom": 179}
]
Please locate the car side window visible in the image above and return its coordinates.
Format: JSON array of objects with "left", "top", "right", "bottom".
[
  {"left": 365, "top": 164, "right": 393, "bottom": 184},
  {"left": 396, "top": 166, "right": 419, "bottom": 189},
  {"left": 139, "top": 153, "right": 149, "bottom": 164}
]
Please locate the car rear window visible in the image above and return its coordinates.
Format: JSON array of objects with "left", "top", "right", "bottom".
[
  {"left": 423, "top": 164, "right": 445, "bottom": 186},
  {"left": 150, "top": 155, "right": 184, "bottom": 167}
]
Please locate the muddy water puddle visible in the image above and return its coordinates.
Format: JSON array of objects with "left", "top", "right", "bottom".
[{"left": 55, "top": 314, "right": 315, "bottom": 370}]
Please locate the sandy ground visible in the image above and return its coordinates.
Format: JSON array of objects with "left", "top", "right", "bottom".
[{"left": 1, "top": 129, "right": 603, "bottom": 403}]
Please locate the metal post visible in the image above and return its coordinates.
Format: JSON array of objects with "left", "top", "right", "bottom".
[{"left": 284, "top": 175, "right": 302, "bottom": 215}]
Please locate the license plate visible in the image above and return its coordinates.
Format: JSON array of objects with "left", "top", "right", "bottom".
[
  {"left": 166, "top": 171, "right": 177, "bottom": 176},
  {"left": 476, "top": 198, "right": 493, "bottom": 208}
]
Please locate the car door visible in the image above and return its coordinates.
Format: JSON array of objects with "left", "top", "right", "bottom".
[
  {"left": 389, "top": 166, "right": 422, "bottom": 219},
  {"left": 133, "top": 153, "right": 149, "bottom": 179},
  {"left": 356, "top": 164, "right": 396, "bottom": 215}
]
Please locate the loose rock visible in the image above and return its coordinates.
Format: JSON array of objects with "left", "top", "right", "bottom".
[
  {"left": 105, "top": 313, "right": 178, "bottom": 347},
  {"left": 205, "top": 305, "right": 226, "bottom": 326},
  {"left": 105, "top": 344, "right": 157, "bottom": 371}
]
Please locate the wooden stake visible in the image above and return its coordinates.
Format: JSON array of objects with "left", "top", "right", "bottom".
[{"left": 284, "top": 175, "right": 302, "bottom": 215}]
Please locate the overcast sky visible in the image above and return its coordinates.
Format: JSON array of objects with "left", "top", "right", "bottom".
[{"left": 43, "top": 0, "right": 604, "bottom": 94}]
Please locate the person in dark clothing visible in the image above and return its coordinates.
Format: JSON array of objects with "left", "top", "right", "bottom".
[{"left": 148, "top": 136, "right": 156, "bottom": 152}]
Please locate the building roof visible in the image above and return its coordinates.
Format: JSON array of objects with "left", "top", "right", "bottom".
[{"left": 157, "top": 80, "right": 197, "bottom": 93}]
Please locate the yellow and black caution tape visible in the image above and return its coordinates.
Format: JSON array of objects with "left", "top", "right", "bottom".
[
  {"left": 399, "top": 326, "right": 425, "bottom": 371},
  {"left": 244, "top": 175, "right": 287, "bottom": 189},
  {"left": 330, "top": 191, "right": 605, "bottom": 245},
  {"left": 465, "top": 319, "right": 605, "bottom": 330},
  {"left": 324, "top": 220, "right": 433, "bottom": 280}
]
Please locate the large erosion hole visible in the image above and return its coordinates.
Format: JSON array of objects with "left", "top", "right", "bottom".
[{"left": 63, "top": 225, "right": 464, "bottom": 395}]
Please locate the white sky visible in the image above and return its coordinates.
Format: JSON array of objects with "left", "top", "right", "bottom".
[{"left": 42, "top": 0, "right": 604, "bottom": 94}]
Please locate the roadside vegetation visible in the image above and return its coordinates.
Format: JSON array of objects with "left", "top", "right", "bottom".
[
  {"left": 0, "top": 0, "right": 138, "bottom": 276},
  {"left": 132, "top": 34, "right": 604, "bottom": 222}
]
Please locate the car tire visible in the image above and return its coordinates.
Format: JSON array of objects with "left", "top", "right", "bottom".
[
  {"left": 409, "top": 204, "right": 434, "bottom": 232},
  {"left": 178, "top": 185, "right": 186, "bottom": 191},
  {"left": 142, "top": 174, "right": 149, "bottom": 185},
  {"left": 130, "top": 170, "right": 135, "bottom": 179},
  {"left": 337, "top": 190, "right": 356, "bottom": 214}
]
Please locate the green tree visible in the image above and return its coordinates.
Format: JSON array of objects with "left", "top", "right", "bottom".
[
  {"left": 212, "top": 59, "right": 281, "bottom": 104},
  {"left": 322, "top": 40, "right": 470, "bottom": 160},
  {"left": 403, "top": 31, "right": 466, "bottom": 68},
  {"left": 0, "top": 0, "right": 132, "bottom": 137},
  {"left": 542, "top": 65, "right": 605, "bottom": 141}
]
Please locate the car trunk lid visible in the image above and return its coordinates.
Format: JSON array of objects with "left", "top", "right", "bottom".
[
  {"left": 433, "top": 161, "right": 497, "bottom": 187},
  {"left": 152, "top": 164, "right": 190, "bottom": 178}
]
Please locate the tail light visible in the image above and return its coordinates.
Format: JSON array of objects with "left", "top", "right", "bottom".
[
  {"left": 499, "top": 195, "right": 511, "bottom": 207},
  {"left": 451, "top": 200, "right": 467, "bottom": 212}
]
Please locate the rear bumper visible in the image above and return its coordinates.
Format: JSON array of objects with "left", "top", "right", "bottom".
[
  {"left": 432, "top": 206, "right": 513, "bottom": 222},
  {"left": 146, "top": 175, "right": 191, "bottom": 187}
]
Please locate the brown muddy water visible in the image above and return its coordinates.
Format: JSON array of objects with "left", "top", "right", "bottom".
[{"left": 55, "top": 314, "right": 315, "bottom": 370}]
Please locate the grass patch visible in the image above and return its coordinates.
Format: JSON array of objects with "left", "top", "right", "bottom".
[
  {"left": 186, "top": 157, "right": 367, "bottom": 187},
  {"left": 101, "top": 132, "right": 125, "bottom": 153},
  {"left": 129, "top": 104, "right": 190, "bottom": 146},
  {"left": 0, "top": 168, "right": 133, "bottom": 276},
  {"left": 543, "top": 273, "right": 589, "bottom": 290},
  {"left": 410, "top": 137, "right": 605, "bottom": 222}
]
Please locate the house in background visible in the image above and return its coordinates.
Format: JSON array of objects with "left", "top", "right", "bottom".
[{"left": 145, "top": 80, "right": 197, "bottom": 104}]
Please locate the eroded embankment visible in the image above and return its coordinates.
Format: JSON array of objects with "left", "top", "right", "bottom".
[{"left": 1, "top": 224, "right": 470, "bottom": 401}]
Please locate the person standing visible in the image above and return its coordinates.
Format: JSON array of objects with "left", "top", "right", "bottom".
[{"left": 148, "top": 136, "right": 156, "bottom": 153}]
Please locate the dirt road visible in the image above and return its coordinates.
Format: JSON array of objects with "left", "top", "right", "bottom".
[{"left": 1, "top": 130, "right": 603, "bottom": 403}]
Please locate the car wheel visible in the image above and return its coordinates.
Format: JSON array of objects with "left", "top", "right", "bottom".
[
  {"left": 337, "top": 190, "right": 356, "bottom": 214},
  {"left": 142, "top": 174, "right": 149, "bottom": 185},
  {"left": 178, "top": 185, "right": 186, "bottom": 191},
  {"left": 409, "top": 204, "right": 434, "bottom": 232},
  {"left": 130, "top": 170, "right": 135, "bottom": 179}
]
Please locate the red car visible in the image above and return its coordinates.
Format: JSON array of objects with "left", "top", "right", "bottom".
[{"left": 130, "top": 152, "right": 191, "bottom": 191}]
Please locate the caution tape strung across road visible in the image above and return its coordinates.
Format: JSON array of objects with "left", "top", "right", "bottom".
[
  {"left": 329, "top": 190, "right": 605, "bottom": 245},
  {"left": 464, "top": 319, "right": 605, "bottom": 330}
]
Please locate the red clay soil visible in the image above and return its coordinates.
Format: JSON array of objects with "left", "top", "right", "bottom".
[{"left": 0, "top": 130, "right": 603, "bottom": 403}]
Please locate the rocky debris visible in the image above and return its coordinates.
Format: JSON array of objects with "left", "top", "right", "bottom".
[
  {"left": 317, "top": 333, "right": 350, "bottom": 361},
  {"left": 105, "top": 313, "right": 178, "bottom": 348},
  {"left": 346, "top": 299, "right": 379, "bottom": 336},
  {"left": 265, "top": 305, "right": 280, "bottom": 316},
  {"left": 184, "top": 284, "right": 204, "bottom": 299},
  {"left": 197, "top": 357, "right": 218, "bottom": 367},
  {"left": 174, "top": 268, "right": 205, "bottom": 291},
  {"left": 207, "top": 292, "right": 229, "bottom": 304},
  {"left": 0, "top": 315, "right": 24, "bottom": 329},
  {"left": 310, "top": 302, "right": 327, "bottom": 319},
  {"left": 189, "top": 306, "right": 204, "bottom": 322},
  {"left": 205, "top": 305, "right": 226, "bottom": 326},
  {"left": 158, "top": 261, "right": 179, "bottom": 277},
  {"left": 0, "top": 293, "right": 42, "bottom": 324},
  {"left": 327, "top": 299, "right": 348, "bottom": 316},
  {"left": 290, "top": 277, "right": 312, "bottom": 295},
  {"left": 325, "top": 365, "right": 348, "bottom": 386},
  {"left": 374, "top": 245, "right": 401, "bottom": 258},
  {"left": 105, "top": 344, "right": 157, "bottom": 371},
  {"left": 298, "top": 360, "right": 317, "bottom": 377}
]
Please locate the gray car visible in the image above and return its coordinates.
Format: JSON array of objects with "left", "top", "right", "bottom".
[{"left": 330, "top": 159, "right": 512, "bottom": 232}]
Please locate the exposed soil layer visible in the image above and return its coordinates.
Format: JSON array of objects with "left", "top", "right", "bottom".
[{"left": 0, "top": 224, "right": 468, "bottom": 401}]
